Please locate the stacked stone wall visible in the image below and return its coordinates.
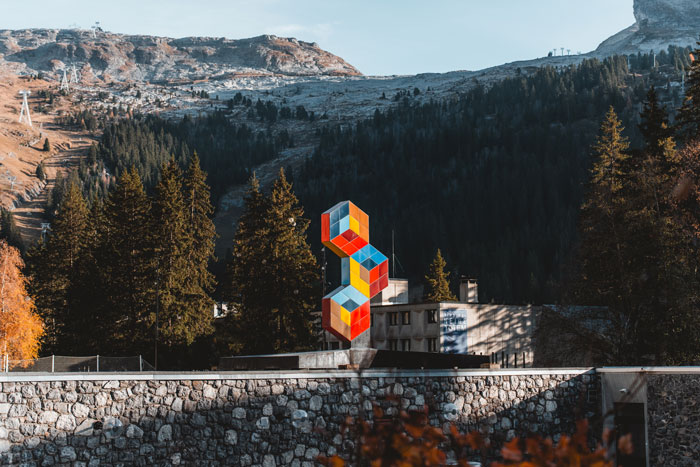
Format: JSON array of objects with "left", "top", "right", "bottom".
[
  {"left": 647, "top": 373, "right": 700, "bottom": 465},
  {"left": 0, "top": 370, "right": 597, "bottom": 466}
]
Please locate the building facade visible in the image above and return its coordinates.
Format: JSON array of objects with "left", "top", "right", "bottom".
[{"left": 321, "top": 278, "right": 539, "bottom": 367}]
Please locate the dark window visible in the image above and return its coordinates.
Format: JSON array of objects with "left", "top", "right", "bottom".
[
  {"left": 388, "top": 339, "right": 398, "bottom": 351},
  {"left": 388, "top": 312, "right": 398, "bottom": 326},
  {"left": 427, "top": 309, "right": 437, "bottom": 323},
  {"left": 614, "top": 403, "right": 647, "bottom": 467},
  {"left": 401, "top": 310, "right": 411, "bottom": 325},
  {"left": 401, "top": 339, "right": 411, "bottom": 351},
  {"left": 427, "top": 338, "right": 438, "bottom": 352}
]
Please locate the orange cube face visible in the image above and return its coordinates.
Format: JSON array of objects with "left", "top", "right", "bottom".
[{"left": 322, "top": 201, "right": 388, "bottom": 342}]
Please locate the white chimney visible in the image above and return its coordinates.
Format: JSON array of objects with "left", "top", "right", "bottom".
[{"left": 459, "top": 278, "right": 478, "bottom": 304}]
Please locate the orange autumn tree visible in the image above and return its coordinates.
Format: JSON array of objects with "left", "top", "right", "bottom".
[{"left": 0, "top": 240, "right": 43, "bottom": 362}]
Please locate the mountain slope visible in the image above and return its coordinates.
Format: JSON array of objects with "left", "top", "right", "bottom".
[{"left": 595, "top": 0, "right": 698, "bottom": 56}]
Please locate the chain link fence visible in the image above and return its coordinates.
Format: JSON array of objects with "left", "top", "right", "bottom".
[{"left": 3, "top": 355, "right": 155, "bottom": 373}]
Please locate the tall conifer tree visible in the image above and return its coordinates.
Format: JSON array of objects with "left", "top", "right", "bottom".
[
  {"left": 27, "top": 182, "right": 89, "bottom": 353},
  {"left": 152, "top": 159, "right": 213, "bottom": 349},
  {"left": 101, "top": 167, "right": 153, "bottom": 354},
  {"left": 639, "top": 86, "right": 671, "bottom": 158},
  {"left": 226, "top": 170, "right": 318, "bottom": 354}
]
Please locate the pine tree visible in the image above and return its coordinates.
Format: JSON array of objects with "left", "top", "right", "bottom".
[
  {"left": 36, "top": 162, "right": 46, "bottom": 181},
  {"left": 424, "top": 249, "right": 456, "bottom": 302},
  {"left": 27, "top": 182, "right": 89, "bottom": 353},
  {"left": 639, "top": 86, "right": 671, "bottom": 158},
  {"left": 226, "top": 170, "right": 319, "bottom": 354},
  {"left": 183, "top": 152, "right": 217, "bottom": 298},
  {"left": 101, "top": 167, "right": 153, "bottom": 354},
  {"left": 152, "top": 159, "right": 213, "bottom": 350},
  {"left": 0, "top": 241, "right": 43, "bottom": 363},
  {"left": 677, "top": 41, "right": 700, "bottom": 139},
  {"left": 43, "top": 138, "right": 50, "bottom": 152}
]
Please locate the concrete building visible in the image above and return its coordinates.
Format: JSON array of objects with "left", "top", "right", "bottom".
[{"left": 321, "top": 278, "right": 539, "bottom": 367}]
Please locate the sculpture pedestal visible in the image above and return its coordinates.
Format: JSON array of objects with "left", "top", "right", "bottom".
[{"left": 350, "top": 330, "right": 371, "bottom": 349}]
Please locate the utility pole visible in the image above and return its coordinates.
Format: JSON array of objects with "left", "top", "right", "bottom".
[{"left": 154, "top": 269, "right": 159, "bottom": 370}]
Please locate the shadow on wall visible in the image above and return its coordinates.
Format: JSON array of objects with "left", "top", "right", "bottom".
[
  {"left": 466, "top": 305, "right": 538, "bottom": 367},
  {"left": 0, "top": 371, "right": 600, "bottom": 465}
]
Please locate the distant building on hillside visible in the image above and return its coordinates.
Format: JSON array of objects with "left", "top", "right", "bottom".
[{"left": 320, "top": 277, "right": 539, "bottom": 367}]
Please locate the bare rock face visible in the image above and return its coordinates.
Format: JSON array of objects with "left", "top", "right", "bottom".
[
  {"left": 0, "top": 29, "right": 361, "bottom": 82},
  {"left": 633, "top": 0, "right": 700, "bottom": 30},
  {"left": 596, "top": 0, "right": 699, "bottom": 56}
]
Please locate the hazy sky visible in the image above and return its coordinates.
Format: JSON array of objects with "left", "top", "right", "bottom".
[{"left": 1, "top": 0, "right": 635, "bottom": 76}]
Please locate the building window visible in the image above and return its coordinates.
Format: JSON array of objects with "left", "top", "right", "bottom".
[
  {"left": 426, "top": 309, "right": 437, "bottom": 324},
  {"left": 427, "top": 338, "right": 438, "bottom": 352},
  {"left": 388, "top": 312, "right": 398, "bottom": 326},
  {"left": 401, "top": 339, "right": 411, "bottom": 351},
  {"left": 388, "top": 339, "right": 398, "bottom": 351},
  {"left": 401, "top": 310, "right": 411, "bottom": 325}
]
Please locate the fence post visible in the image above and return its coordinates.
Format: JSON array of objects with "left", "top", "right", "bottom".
[
  {"left": 52, "top": 355, "right": 55, "bottom": 373},
  {"left": 96, "top": 355, "right": 100, "bottom": 372},
  {"left": 139, "top": 355, "right": 143, "bottom": 372}
]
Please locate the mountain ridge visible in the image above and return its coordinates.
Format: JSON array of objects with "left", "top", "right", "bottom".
[{"left": 0, "top": 29, "right": 361, "bottom": 82}]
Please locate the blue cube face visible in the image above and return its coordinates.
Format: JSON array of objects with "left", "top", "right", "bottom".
[
  {"left": 339, "top": 201, "right": 349, "bottom": 218},
  {"left": 330, "top": 206, "right": 340, "bottom": 224}
]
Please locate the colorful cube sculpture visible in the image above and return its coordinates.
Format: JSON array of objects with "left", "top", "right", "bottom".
[{"left": 322, "top": 201, "right": 388, "bottom": 342}]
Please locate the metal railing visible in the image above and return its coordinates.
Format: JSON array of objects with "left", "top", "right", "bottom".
[{"left": 1, "top": 355, "right": 155, "bottom": 373}]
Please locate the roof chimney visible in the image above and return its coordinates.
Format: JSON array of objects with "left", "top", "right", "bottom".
[{"left": 460, "top": 277, "right": 478, "bottom": 304}]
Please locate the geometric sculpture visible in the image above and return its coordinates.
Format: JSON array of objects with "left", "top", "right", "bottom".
[{"left": 322, "top": 201, "right": 389, "bottom": 342}]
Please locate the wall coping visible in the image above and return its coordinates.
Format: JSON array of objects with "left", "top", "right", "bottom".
[
  {"left": 598, "top": 366, "right": 700, "bottom": 374},
  {"left": 0, "top": 368, "right": 595, "bottom": 382}
]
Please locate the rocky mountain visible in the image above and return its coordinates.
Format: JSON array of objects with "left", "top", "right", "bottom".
[
  {"left": 0, "top": 29, "right": 361, "bottom": 82},
  {"left": 595, "top": 0, "right": 699, "bottom": 56}
]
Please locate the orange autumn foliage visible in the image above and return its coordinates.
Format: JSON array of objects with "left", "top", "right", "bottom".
[
  {"left": 320, "top": 404, "right": 630, "bottom": 467},
  {"left": 0, "top": 240, "right": 43, "bottom": 362}
]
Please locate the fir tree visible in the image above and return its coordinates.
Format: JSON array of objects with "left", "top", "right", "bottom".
[
  {"left": 43, "top": 138, "right": 50, "bottom": 152},
  {"left": 677, "top": 41, "right": 700, "bottom": 139},
  {"left": 152, "top": 159, "right": 213, "bottom": 351},
  {"left": 226, "top": 170, "right": 319, "bottom": 354},
  {"left": 101, "top": 167, "right": 153, "bottom": 354},
  {"left": 36, "top": 162, "right": 46, "bottom": 181},
  {"left": 639, "top": 86, "right": 671, "bottom": 158},
  {"left": 27, "top": 182, "right": 89, "bottom": 353},
  {"left": 424, "top": 249, "right": 456, "bottom": 302}
]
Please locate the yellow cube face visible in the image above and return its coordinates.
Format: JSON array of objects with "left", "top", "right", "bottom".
[
  {"left": 350, "top": 271, "right": 370, "bottom": 297},
  {"left": 340, "top": 306, "right": 352, "bottom": 325}
]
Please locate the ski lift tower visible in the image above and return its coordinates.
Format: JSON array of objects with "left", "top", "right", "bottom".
[
  {"left": 18, "top": 91, "right": 32, "bottom": 127},
  {"left": 70, "top": 63, "right": 80, "bottom": 84},
  {"left": 59, "top": 69, "right": 70, "bottom": 92},
  {"left": 40, "top": 223, "right": 51, "bottom": 242},
  {"left": 91, "top": 21, "right": 101, "bottom": 39}
]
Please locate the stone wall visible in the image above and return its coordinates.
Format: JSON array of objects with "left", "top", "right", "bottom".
[
  {"left": 0, "top": 369, "right": 598, "bottom": 466},
  {"left": 647, "top": 373, "right": 700, "bottom": 465}
]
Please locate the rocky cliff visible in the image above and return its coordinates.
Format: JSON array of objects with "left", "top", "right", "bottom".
[
  {"left": 0, "top": 29, "right": 361, "bottom": 82},
  {"left": 596, "top": 0, "right": 699, "bottom": 56}
]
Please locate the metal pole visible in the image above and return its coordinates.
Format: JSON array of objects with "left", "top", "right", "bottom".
[
  {"left": 139, "top": 355, "right": 143, "bottom": 372},
  {"left": 96, "top": 355, "right": 100, "bottom": 372},
  {"left": 51, "top": 355, "right": 55, "bottom": 373},
  {"left": 155, "top": 272, "right": 159, "bottom": 371}
]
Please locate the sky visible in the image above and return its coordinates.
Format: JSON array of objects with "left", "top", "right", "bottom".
[{"left": 0, "top": 0, "right": 635, "bottom": 76}]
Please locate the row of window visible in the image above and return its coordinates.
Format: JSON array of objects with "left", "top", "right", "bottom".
[
  {"left": 384, "top": 309, "right": 438, "bottom": 326},
  {"left": 387, "top": 338, "right": 438, "bottom": 352}
]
